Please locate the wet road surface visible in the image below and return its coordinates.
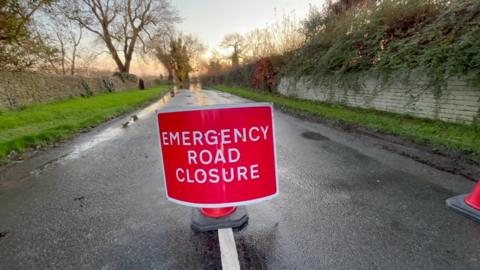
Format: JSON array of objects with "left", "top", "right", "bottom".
[{"left": 0, "top": 89, "right": 479, "bottom": 269}]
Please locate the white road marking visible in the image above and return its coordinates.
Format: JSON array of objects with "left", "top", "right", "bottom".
[{"left": 218, "top": 228, "right": 240, "bottom": 270}]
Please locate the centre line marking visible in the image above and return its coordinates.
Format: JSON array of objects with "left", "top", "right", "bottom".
[{"left": 218, "top": 228, "right": 240, "bottom": 270}]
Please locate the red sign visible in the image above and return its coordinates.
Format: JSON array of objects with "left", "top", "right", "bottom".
[{"left": 156, "top": 103, "right": 278, "bottom": 207}]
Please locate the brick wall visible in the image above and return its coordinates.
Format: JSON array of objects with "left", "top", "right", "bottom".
[{"left": 278, "top": 73, "right": 480, "bottom": 124}]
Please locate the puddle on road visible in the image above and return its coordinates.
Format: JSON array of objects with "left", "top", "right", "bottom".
[
  {"left": 136, "top": 95, "right": 172, "bottom": 119},
  {"left": 62, "top": 127, "right": 123, "bottom": 161},
  {"left": 193, "top": 90, "right": 211, "bottom": 106},
  {"left": 301, "top": 131, "right": 329, "bottom": 141},
  {"left": 63, "top": 94, "right": 172, "bottom": 161},
  {"left": 189, "top": 82, "right": 202, "bottom": 91},
  {"left": 21, "top": 94, "right": 174, "bottom": 180}
]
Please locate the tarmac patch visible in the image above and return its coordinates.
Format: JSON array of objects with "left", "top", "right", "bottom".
[
  {"left": 302, "top": 131, "right": 329, "bottom": 141},
  {"left": 0, "top": 231, "right": 9, "bottom": 239},
  {"left": 74, "top": 196, "right": 86, "bottom": 207}
]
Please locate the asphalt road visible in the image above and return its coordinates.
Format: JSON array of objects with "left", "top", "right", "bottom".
[{"left": 0, "top": 89, "right": 479, "bottom": 269}]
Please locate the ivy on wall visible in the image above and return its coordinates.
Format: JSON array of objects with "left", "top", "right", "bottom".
[{"left": 284, "top": 0, "right": 480, "bottom": 95}]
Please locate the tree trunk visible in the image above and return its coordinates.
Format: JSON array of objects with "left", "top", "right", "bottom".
[
  {"left": 58, "top": 35, "right": 66, "bottom": 75},
  {"left": 166, "top": 67, "right": 173, "bottom": 81},
  {"left": 124, "top": 57, "right": 131, "bottom": 73},
  {"left": 102, "top": 33, "right": 127, "bottom": 73},
  {"left": 70, "top": 46, "right": 76, "bottom": 75},
  {"left": 123, "top": 33, "right": 137, "bottom": 74}
]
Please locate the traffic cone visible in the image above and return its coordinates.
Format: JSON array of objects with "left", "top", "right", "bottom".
[
  {"left": 191, "top": 206, "right": 248, "bottom": 232},
  {"left": 446, "top": 180, "right": 480, "bottom": 223},
  {"left": 200, "top": 207, "right": 237, "bottom": 218},
  {"left": 465, "top": 182, "right": 480, "bottom": 210}
]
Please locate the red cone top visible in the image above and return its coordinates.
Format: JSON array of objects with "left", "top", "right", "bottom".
[{"left": 465, "top": 180, "right": 480, "bottom": 210}]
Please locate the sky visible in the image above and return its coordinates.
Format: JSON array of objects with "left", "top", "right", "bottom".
[
  {"left": 174, "top": 0, "right": 326, "bottom": 50},
  {"left": 99, "top": 0, "right": 327, "bottom": 76}
]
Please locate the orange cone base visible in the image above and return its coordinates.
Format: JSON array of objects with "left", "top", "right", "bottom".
[
  {"left": 191, "top": 206, "right": 248, "bottom": 232},
  {"left": 200, "top": 207, "right": 237, "bottom": 218},
  {"left": 446, "top": 194, "right": 480, "bottom": 223}
]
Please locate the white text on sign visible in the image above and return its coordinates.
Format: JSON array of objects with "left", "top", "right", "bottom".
[{"left": 161, "top": 126, "right": 269, "bottom": 184}]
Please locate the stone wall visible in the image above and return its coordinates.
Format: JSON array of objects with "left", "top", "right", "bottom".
[
  {"left": 278, "top": 73, "right": 480, "bottom": 124},
  {"left": 0, "top": 72, "right": 157, "bottom": 109}
]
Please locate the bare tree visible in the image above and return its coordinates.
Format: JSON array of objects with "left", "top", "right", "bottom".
[
  {"left": 76, "top": 51, "right": 102, "bottom": 76},
  {"left": 150, "top": 32, "right": 205, "bottom": 81},
  {"left": 182, "top": 33, "right": 206, "bottom": 73},
  {"left": 68, "top": 26, "right": 83, "bottom": 75},
  {"left": 271, "top": 12, "right": 304, "bottom": 54},
  {"left": 150, "top": 30, "right": 175, "bottom": 80},
  {"left": 242, "top": 12, "right": 303, "bottom": 61},
  {"left": 51, "top": 22, "right": 83, "bottom": 75},
  {"left": 244, "top": 28, "right": 276, "bottom": 60},
  {"left": 61, "top": 0, "right": 179, "bottom": 73},
  {"left": 63, "top": 29, "right": 82, "bottom": 75},
  {"left": 220, "top": 33, "right": 244, "bottom": 67}
]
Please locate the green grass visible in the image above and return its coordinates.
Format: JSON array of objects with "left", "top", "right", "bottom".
[
  {"left": 0, "top": 85, "right": 171, "bottom": 163},
  {"left": 212, "top": 85, "right": 480, "bottom": 158}
]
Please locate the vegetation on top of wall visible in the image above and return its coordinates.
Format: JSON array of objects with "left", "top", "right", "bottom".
[
  {"left": 112, "top": 72, "right": 138, "bottom": 83},
  {"left": 201, "top": 54, "right": 291, "bottom": 90},
  {"left": 285, "top": 0, "right": 480, "bottom": 93},
  {"left": 251, "top": 58, "right": 276, "bottom": 92}
]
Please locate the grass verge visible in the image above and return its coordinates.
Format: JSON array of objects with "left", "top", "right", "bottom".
[
  {"left": 212, "top": 85, "right": 480, "bottom": 158},
  {"left": 0, "top": 85, "right": 170, "bottom": 163}
]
